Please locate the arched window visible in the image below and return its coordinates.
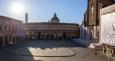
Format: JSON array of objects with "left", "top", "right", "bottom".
[{"left": 91, "top": 5, "right": 94, "bottom": 14}]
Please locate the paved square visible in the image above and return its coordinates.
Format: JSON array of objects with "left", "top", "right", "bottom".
[{"left": 0, "top": 40, "right": 110, "bottom": 61}]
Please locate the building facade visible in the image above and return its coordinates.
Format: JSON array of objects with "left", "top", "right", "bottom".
[
  {"left": 0, "top": 16, "right": 25, "bottom": 47},
  {"left": 99, "top": 4, "right": 115, "bottom": 57},
  {"left": 0, "top": 13, "right": 80, "bottom": 47},
  {"left": 24, "top": 13, "right": 80, "bottom": 40},
  {"left": 82, "top": 0, "right": 115, "bottom": 41}
]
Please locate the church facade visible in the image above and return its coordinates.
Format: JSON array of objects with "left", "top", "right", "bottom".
[{"left": 24, "top": 13, "right": 80, "bottom": 40}]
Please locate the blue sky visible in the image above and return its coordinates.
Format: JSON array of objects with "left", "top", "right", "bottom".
[{"left": 0, "top": 0, "right": 87, "bottom": 24}]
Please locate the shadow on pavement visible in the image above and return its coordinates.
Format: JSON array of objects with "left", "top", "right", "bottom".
[
  {"left": 19, "top": 40, "right": 86, "bottom": 49},
  {"left": 0, "top": 40, "right": 85, "bottom": 61}
]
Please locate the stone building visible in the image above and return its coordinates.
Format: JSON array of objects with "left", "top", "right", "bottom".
[
  {"left": 0, "top": 13, "right": 79, "bottom": 47},
  {"left": 0, "top": 16, "right": 25, "bottom": 47},
  {"left": 82, "top": 0, "right": 115, "bottom": 41},
  {"left": 99, "top": 4, "right": 115, "bottom": 57},
  {"left": 24, "top": 13, "right": 80, "bottom": 40}
]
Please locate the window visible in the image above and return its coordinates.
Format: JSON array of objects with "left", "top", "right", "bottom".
[
  {"left": 91, "top": 5, "right": 94, "bottom": 14},
  {"left": 4, "top": 25, "right": 7, "bottom": 31}
]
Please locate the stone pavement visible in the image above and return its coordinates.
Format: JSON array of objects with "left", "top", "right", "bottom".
[
  {"left": 3, "top": 40, "right": 82, "bottom": 57},
  {"left": 8, "top": 47, "right": 76, "bottom": 57},
  {"left": 73, "top": 38, "right": 115, "bottom": 61},
  {"left": 72, "top": 38, "right": 99, "bottom": 48},
  {"left": 72, "top": 38, "right": 91, "bottom": 47},
  {"left": 0, "top": 40, "right": 110, "bottom": 61}
]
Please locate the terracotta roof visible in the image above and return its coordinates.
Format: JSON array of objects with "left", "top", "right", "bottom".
[
  {"left": 25, "top": 29, "right": 79, "bottom": 32},
  {"left": 23, "top": 22, "right": 79, "bottom": 26},
  {"left": 0, "top": 15, "right": 22, "bottom": 22}
]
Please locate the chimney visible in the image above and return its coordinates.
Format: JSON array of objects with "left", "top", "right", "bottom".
[{"left": 25, "top": 13, "right": 28, "bottom": 23}]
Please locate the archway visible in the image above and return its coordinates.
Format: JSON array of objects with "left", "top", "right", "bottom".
[
  {"left": 37, "top": 32, "right": 41, "bottom": 39},
  {"left": 5, "top": 36, "right": 9, "bottom": 46},
  {"left": 63, "top": 32, "right": 66, "bottom": 39},
  {"left": 46, "top": 34, "right": 49, "bottom": 39},
  {"left": 0, "top": 37, "right": 2, "bottom": 47},
  {"left": 51, "top": 34, "right": 54, "bottom": 39}
]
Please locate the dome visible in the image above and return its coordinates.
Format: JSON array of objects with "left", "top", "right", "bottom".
[{"left": 51, "top": 13, "right": 60, "bottom": 23}]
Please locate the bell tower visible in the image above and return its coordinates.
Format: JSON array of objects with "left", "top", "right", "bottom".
[{"left": 25, "top": 13, "right": 28, "bottom": 23}]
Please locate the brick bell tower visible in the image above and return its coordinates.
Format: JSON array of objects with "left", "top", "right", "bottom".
[{"left": 25, "top": 13, "right": 28, "bottom": 23}]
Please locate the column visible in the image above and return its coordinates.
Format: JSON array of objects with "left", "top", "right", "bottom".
[
  {"left": 7, "top": 35, "right": 9, "bottom": 44},
  {"left": 93, "top": 26, "right": 96, "bottom": 39},
  {"left": 49, "top": 34, "right": 51, "bottom": 39},
  {"left": 54, "top": 33, "right": 56, "bottom": 39},
  {"left": 14, "top": 37, "right": 16, "bottom": 44},
  {"left": 36, "top": 34, "right": 38, "bottom": 39},
  {"left": 44, "top": 33, "right": 46, "bottom": 39},
  {"left": 10, "top": 36, "right": 13, "bottom": 45},
  {"left": 2, "top": 36, "right": 5, "bottom": 47},
  {"left": 92, "top": 26, "right": 94, "bottom": 40}
]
